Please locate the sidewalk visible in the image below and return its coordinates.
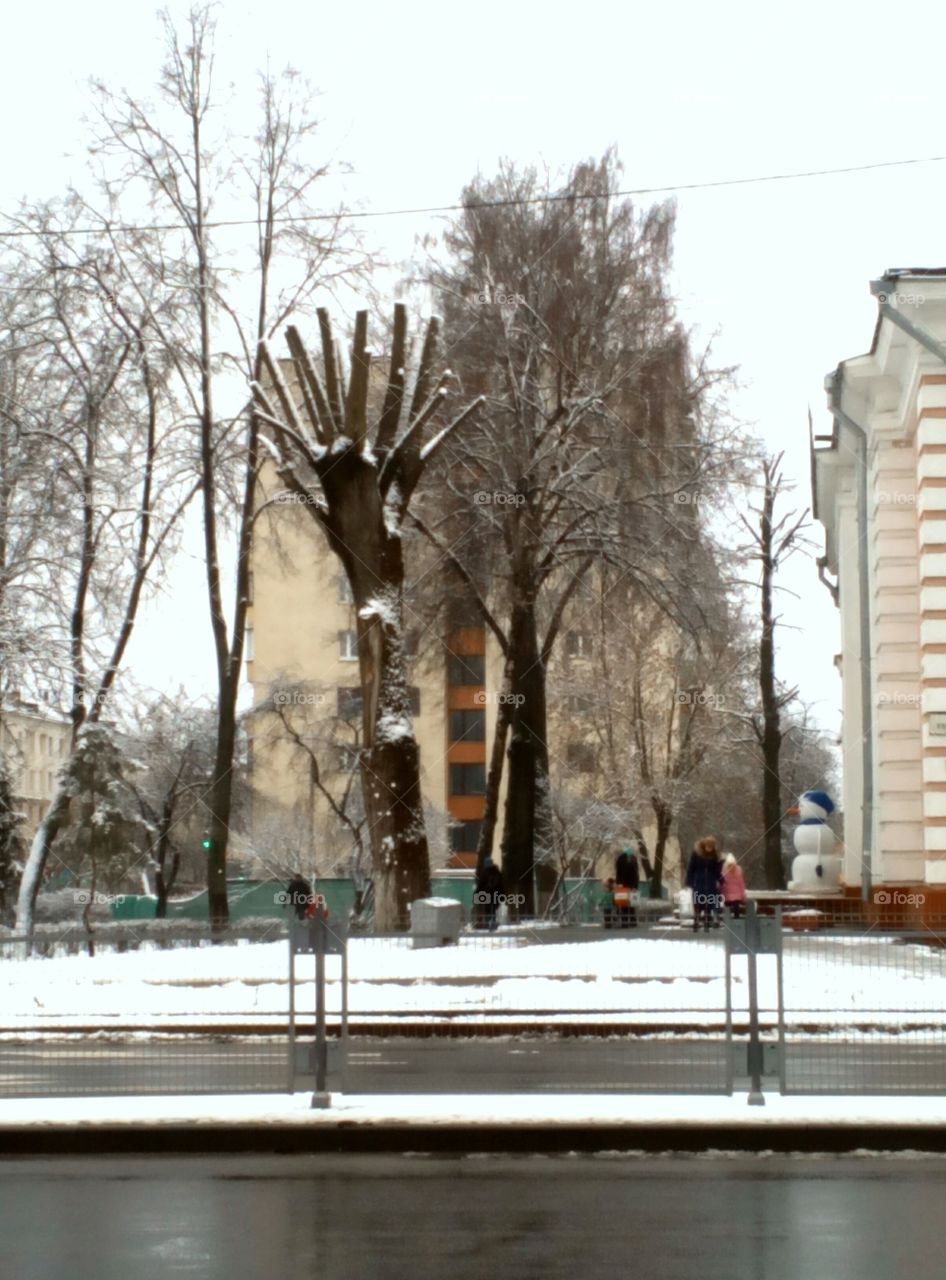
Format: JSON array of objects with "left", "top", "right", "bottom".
[{"left": 2, "top": 1092, "right": 946, "bottom": 1155}]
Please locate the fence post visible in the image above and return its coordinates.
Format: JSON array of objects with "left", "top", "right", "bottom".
[
  {"left": 775, "top": 906, "right": 786, "bottom": 1096},
  {"left": 725, "top": 918, "right": 735, "bottom": 1095},
  {"left": 311, "top": 913, "right": 330, "bottom": 1109},
  {"left": 287, "top": 934, "right": 296, "bottom": 1094},
  {"left": 746, "top": 899, "right": 765, "bottom": 1106},
  {"left": 340, "top": 927, "right": 349, "bottom": 1093}
]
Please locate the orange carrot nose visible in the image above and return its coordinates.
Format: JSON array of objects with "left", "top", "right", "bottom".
[{"left": 786, "top": 806, "right": 800, "bottom": 816}]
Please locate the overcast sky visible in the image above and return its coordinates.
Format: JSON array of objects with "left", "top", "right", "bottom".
[{"left": 6, "top": 0, "right": 946, "bottom": 740}]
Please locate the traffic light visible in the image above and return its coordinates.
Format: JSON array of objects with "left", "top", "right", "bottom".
[{"left": 202, "top": 836, "right": 213, "bottom": 853}]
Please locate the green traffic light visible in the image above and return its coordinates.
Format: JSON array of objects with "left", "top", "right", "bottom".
[{"left": 202, "top": 837, "right": 213, "bottom": 851}]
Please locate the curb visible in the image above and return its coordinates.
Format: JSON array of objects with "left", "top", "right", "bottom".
[{"left": 3, "top": 1120, "right": 946, "bottom": 1156}]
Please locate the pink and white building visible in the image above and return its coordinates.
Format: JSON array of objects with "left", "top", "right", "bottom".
[{"left": 814, "top": 269, "right": 946, "bottom": 905}]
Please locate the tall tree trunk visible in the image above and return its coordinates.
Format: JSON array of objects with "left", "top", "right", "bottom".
[
  {"left": 206, "top": 694, "right": 237, "bottom": 933},
  {"left": 153, "top": 789, "right": 180, "bottom": 920},
  {"left": 351, "top": 539, "right": 430, "bottom": 930},
  {"left": 649, "top": 799, "right": 673, "bottom": 899},
  {"left": 501, "top": 600, "right": 550, "bottom": 916},
  {"left": 759, "top": 482, "right": 787, "bottom": 890},
  {"left": 15, "top": 784, "right": 72, "bottom": 948}
]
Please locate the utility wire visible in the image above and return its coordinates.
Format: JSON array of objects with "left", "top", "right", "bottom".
[{"left": 0, "top": 154, "right": 943, "bottom": 242}]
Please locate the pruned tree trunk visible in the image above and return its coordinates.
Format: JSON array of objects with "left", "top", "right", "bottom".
[{"left": 254, "top": 305, "right": 481, "bottom": 930}]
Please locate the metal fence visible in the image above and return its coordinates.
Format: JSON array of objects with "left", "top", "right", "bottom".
[
  {"left": 336, "top": 918, "right": 734, "bottom": 1095},
  {"left": 3, "top": 905, "right": 946, "bottom": 1100},
  {"left": 0, "top": 918, "right": 289, "bottom": 957},
  {"left": 0, "top": 928, "right": 293, "bottom": 1098},
  {"left": 774, "top": 917, "right": 946, "bottom": 1095}
]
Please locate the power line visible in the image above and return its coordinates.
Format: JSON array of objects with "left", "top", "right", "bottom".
[{"left": 1, "top": 153, "right": 944, "bottom": 242}]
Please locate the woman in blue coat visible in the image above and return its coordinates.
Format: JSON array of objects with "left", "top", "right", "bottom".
[{"left": 685, "top": 837, "right": 723, "bottom": 933}]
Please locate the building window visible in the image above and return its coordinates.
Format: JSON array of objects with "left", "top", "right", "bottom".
[
  {"left": 447, "top": 652, "right": 485, "bottom": 686},
  {"left": 339, "top": 630, "right": 358, "bottom": 661},
  {"left": 245, "top": 627, "right": 254, "bottom": 661},
  {"left": 337, "top": 576, "right": 354, "bottom": 604},
  {"left": 337, "top": 685, "right": 417, "bottom": 719},
  {"left": 337, "top": 687, "right": 363, "bottom": 720},
  {"left": 449, "top": 709, "right": 486, "bottom": 742},
  {"left": 404, "top": 629, "right": 419, "bottom": 659},
  {"left": 566, "top": 741, "right": 595, "bottom": 772},
  {"left": 450, "top": 820, "right": 483, "bottom": 854},
  {"left": 565, "top": 631, "right": 593, "bottom": 659},
  {"left": 450, "top": 762, "right": 486, "bottom": 796}
]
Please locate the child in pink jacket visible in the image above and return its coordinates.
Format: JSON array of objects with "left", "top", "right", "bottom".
[{"left": 721, "top": 853, "right": 747, "bottom": 918}]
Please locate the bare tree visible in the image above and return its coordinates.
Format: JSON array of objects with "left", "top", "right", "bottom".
[
  {"left": 125, "top": 694, "right": 217, "bottom": 916},
  {"left": 418, "top": 153, "right": 731, "bottom": 911},
  {"left": 739, "top": 452, "right": 812, "bottom": 889},
  {"left": 5, "top": 207, "right": 193, "bottom": 943},
  {"left": 89, "top": 5, "right": 362, "bottom": 932},
  {"left": 254, "top": 682, "right": 368, "bottom": 886}
]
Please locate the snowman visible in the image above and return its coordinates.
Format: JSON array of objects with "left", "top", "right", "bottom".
[{"left": 788, "top": 790, "right": 842, "bottom": 891}]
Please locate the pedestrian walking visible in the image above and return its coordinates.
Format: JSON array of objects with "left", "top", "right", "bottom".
[
  {"left": 614, "top": 847, "right": 640, "bottom": 927},
  {"left": 474, "top": 857, "right": 504, "bottom": 931},
  {"left": 685, "top": 837, "right": 722, "bottom": 933},
  {"left": 720, "top": 852, "right": 747, "bottom": 919}
]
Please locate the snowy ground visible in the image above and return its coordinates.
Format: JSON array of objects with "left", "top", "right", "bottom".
[
  {"left": 1, "top": 931, "right": 943, "bottom": 1034},
  {"left": 3, "top": 1090, "right": 946, "bottom": 1135}
]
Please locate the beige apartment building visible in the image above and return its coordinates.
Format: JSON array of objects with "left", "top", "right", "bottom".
[
  {"left": 0, "top": 701, "right": 72, "bottom": 840},
  {"left": 813, "top": 269, "right": 946, "bottom": 911},
  {"left": 243, "top": 475, "right": 663, "bottom": 880},
  {"left": 245, "top": 483, "right": 505, "bottom": 871}
]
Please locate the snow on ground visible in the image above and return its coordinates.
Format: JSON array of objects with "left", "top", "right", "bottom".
[
  {"left": 4, "top": 1090, "right": 946, "bottom": 1133},
  {"left": 0, "top": 932, "right": 943, "bottom": 1032}
]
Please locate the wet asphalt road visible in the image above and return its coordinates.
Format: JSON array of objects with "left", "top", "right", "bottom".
[{"left": 0, "top": 1153, "right": 942, "bottom": 1280}]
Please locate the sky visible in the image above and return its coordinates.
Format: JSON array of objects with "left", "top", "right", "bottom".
[{"left": 6, "top": 0, "right": 946, "bottom": 742}]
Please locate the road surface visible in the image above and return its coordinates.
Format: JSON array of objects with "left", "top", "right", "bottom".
[{"left": 0, "top": 1153, "right": 943, "bottom": 1279}]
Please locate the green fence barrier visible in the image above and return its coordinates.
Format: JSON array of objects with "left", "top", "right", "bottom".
[
  {"left": 111, "top": 874, "right": 477, "bottom": 923},
  {"left": 110, "top": 874, "right": 662, "bottom": 925}
]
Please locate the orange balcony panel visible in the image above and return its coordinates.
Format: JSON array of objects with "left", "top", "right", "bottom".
[
  {"left": 446, "top": 628, "right": 486, "bottom": 656},
  {"left": 447, "top": 741, "right": 486, "bottom": 765},
  {"left": 447, "top": 687, "right": 485, "bottom": 711},
  {"left": 448, "top": 796, "right": 485, "bottom": 822}
]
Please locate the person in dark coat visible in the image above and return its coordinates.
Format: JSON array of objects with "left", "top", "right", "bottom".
[
  {"left": 285, "top": 874, "right": 313, "bottom": 922},
  {"left": 474, "top": 857, "right": 505, "bottom": 931},
  {"left": 614, "top": 848, "right": 640, "bottom": 927},
  {"left": 685, "top": 837, "right": 723, "bottom": 933}
]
